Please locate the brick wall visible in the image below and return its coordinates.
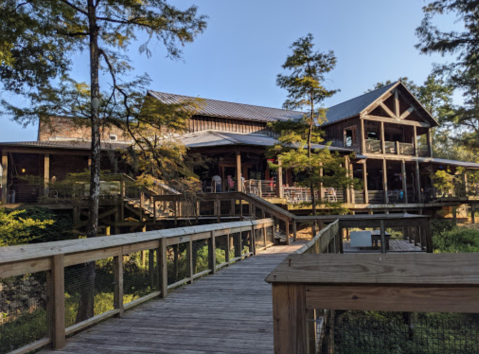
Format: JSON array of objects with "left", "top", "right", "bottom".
[{"left": 38, "top": 116, "right": 131, "bottom": 143}]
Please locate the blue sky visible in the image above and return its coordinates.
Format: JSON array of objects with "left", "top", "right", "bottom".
[{"left": 0, "top": 0, "right": 457, "bottom": 141}]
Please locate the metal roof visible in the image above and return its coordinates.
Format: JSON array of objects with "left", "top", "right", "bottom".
[
  {"left": 182, "top": 130, "right": 363, "bottom": 156},
  {"left": 0, "top": 140, "right": 131, "bottom": 151},
  {"left": 324, "top": 82, "right": 397, "bottom": 125},
  {"left": 148, "top": 91, "right": 304, "bottom": 123},
  {"left": 419, "top": 157, "right": 479, "bottom": 169}
]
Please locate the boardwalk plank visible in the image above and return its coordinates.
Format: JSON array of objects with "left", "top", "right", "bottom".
[{"left": 39, "top": 243, "right": 302, "bottom": 354}]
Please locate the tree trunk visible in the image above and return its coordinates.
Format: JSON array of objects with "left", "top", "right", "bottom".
[{"left": 76, "top": 0, "right": 100, "bottom": 323}]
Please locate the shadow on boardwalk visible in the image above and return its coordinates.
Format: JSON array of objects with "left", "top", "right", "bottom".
[{"left": 41, "top": 243, "right": 304, "bottom": 354}]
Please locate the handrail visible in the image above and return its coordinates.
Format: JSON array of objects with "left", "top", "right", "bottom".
[
  {"left": 294, "top": 220, "right": 340, "bottom": 255},
  {"left": 0, "top": 218, "right": 275, "bottom": 353}
]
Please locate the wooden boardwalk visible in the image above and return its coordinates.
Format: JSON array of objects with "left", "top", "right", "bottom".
[
  {"left": 42, "top": 243, "right": 304, "bottom": 354},
  {"left": 343, "top": 239, "right": 424, "bottom": 253}
]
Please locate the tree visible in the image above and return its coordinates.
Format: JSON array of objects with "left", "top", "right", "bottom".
[
  {"left": 271, "top": 34, "right": 355, "bottom": 220},
  {"left": 1, "top": 0, "right": 206, "bottom": 322},
  {"left": 416, "top": 0, "right": 479, "bottom": 155}
]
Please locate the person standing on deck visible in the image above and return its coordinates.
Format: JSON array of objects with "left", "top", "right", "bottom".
[
  {"left": 227, "top": 175, "right": 235, "bottom": 191},
  {"left": 212, "top": 174, "right": 222, "bottom": 193}
]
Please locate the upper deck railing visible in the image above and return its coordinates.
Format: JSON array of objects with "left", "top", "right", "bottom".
[{"left": 0, "top": 218, "right": 275, "bottom": 354}]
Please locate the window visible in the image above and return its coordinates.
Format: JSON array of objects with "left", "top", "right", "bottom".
[
  {"left": 344, "top": 127, "right": 356, "bottom": 147},
  {"left": 110, "top": 134, "right": 118, "bottom": 141}
]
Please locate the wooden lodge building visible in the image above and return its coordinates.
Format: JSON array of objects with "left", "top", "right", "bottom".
[{"left": 1, "top": 80, "right": 479, "bottom": 225}]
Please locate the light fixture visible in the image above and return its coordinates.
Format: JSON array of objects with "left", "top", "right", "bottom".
[{"left": 21, "top": 168, "right": 26, "bottom": 173}]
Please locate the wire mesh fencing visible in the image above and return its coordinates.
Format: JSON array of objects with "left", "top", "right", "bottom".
[
  {"left": 64, "top": 258, "right": 115, "bottom": 328},
  {"left": 215, "top": 235, "right": 228, "bottom": 266},
  {"left": 166, "top": 244, "right": 189, "bottom": 286},
  {"left": 123, "top": 250, "right": 158, "bottom": 305},
  {"left": 191, "top": 239, "right": 210, "bottom": 275},
  {"left": 322, "top": 311, "right": 479, "bottom": 354},
  {"left": 241, "top": 230, "right": 252, "bottom": 255},
  {"left": 0, "top": 272, "right": 50, "bottom": 354},
  {"left": 255, "top": 227, "right": 265, "bottom": 250}
]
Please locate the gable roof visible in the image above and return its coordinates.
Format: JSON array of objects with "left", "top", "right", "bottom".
[
  {"left": 148, "top": 91, "right": 303, "bottom": 123},
  {"left": 149, "top": 81, "right": 439, "bottom": 128},
  {"left": 324, "top": 82, "right": 397, "bottom": 125}
]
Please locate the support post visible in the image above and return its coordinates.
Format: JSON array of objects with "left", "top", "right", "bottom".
[
  {"left": 188, "top": 239, "right": 194, "bottom": 283},
  {"left": 236, "top": 150, "right": 242, "bottom": 192},
  {"left": 360, "top": 118, "right": 366, "bottom": 154},
  {"left": 44, "top": 154, "right": 50, "bottom": 197},
  {"left": 1, "top": 151, "right": 8, "bottom": 205},
  {"left": 380, "top": 121, "right": 386, "bottom": 154},
  {"left": 113, "top": 251, "right": 124, "bottom": 317},
  {"left": 277, "top": 161, "right": 284, "bottom": 199},
  {"left": 251, "top": 226, "right": 256, "bottom": 255},
  {"left": 382, "top": 159, "right": 389, "bottom": 204},
  {"left": 272, "top": 284, "right": 308, "bottom": 354},
  {"left": 413, "top": 126, "right": 418, "bottom": 157},
  {"left": 209, "top": 231, "right": 216, "bottom": 273},
  {"left": 363, "top": 161, "right": 368, "bottom": 204},
  {"left": 50, "top": 255, "right": 65, "bottom": 349},
  {"left": 416, "top": 160, "right": 421, "bottom": 202},
  {"left": 344, "top": 156, "right": 351, "bottom": 204},
  {"left": 380, "top": 219, "right": 386, "bottom": 254},
  {"left": 285, "top": 220, "right": 290, "bottom": 245},
  {"left": 319, "top": 163, "right": 324, "bottom": 201},
  {"left": 158, "top": 238, "right": 168, "bottom": 298},
  {"left": 427, "top": 129, "right": 433, "bottom": 157},
  {"left": 292, "top": 221, "right": 297, "bottom": 242},
  {"left": 472, "top": 204, "right": 476, "bottom": 224},
  {"left": 401, "top": 160, "right": 408, "bottom": 203}
]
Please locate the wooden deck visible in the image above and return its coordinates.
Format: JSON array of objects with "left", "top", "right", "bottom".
[
  {"left": 343, "top": 239, "right": 424, "bottom": 253},
  {"left": 40, "top": 243, "right": 304, "bottom": 354}
]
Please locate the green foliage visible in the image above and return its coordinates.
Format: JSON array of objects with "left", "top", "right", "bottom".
[
  {"left": 433, "top": 224, "right": 479, "bottom": 253},
  {"left": 0, "top": 208, "right": 53, "bottom": 247}
]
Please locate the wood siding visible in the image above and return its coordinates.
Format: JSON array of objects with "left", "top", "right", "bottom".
[
  {"left": 188, "top": 115, "right": 274, "bottom": 135},
  {"left": 323, "top": 117, "right": 361, "bottom": 153}
]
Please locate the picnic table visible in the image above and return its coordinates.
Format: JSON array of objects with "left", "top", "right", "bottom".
[{"left": 371, "top": 230, "right": 391, "bottom": 250}]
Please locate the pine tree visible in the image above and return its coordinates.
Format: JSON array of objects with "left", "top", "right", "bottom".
[{"left": 271, "top": 34, "right": 355, "bottom": 221}]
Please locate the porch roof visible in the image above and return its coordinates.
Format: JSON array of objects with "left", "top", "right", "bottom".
[
  {"left": 418, "top": 156, "right": 479, "bottom": 170},
  {"left": 182, "top": 130, "right": 365, "bottom": 156},
  {"left": 0, "top": 140, "right": 131, "bottom": 152}
]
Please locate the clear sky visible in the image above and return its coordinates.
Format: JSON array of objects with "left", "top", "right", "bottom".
[{"left": 0, "top": 0, "right": 457, "bottom": 142}]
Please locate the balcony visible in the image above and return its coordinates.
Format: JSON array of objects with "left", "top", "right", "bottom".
[{"left": 365, "top": 139, "right": 430, "bottom": 157}]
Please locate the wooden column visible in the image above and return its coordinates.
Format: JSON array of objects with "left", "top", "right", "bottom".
[
  {"left": 158, "top": 238, "right": 168, "bottom": 298},
  {"left": 360, "top": 118, "right": 366, "bottom": 154},
  {"left": 236, "top": 150, "right": 242, "bottom": 192},
  {"left": 50, "top": 255, "right": 65, "bottom": 349},
  {"left": 113, "top": 252, "right": 124, "bottom": 317},
  {"left": 285, "top": 220, "right": 290, "bottom": 245},
  {"left": 380, "top": 121, "right": 386, "bottom": 154},
  {"left": 292, "top": 221, "right": 297, "bottom": 242},
  {"left": 380, "top": 219, "right": 386, "bottom": 254},
  {"left": 44, "top": 154, "right": 50, "bottom": 197},
  {"left": 272, "top": 284, "right": 308, "bottom": 354},
  {"left": 472, "top": 204, "right": 476, "bottom": 224},
  {"left": 427, "top": 129, "right": 433, "bottom": 157},
  {"left": 209, "top": 231, "right": 216, "bottom": 274},
  {"left": 415, "top": 160, "right": 421, "bottom": 202},
  {"left": 382, "top": 159, "right": 388, "bottom": 204},
  {"left": 413, "top": 126, "right": 418, "bottom": 157},
  {"left": 344, "top": 156, "right": 351, "bottom": 204},
  {"left": 401, "top": 160, "right": 408, "bottom": 203},
  {"left": 363, "top": 161, "right": 369, "bottom": 204},
  {"left": 464, "top": 172, "right": 469, "bottom": 196},
  {"left": 1, "top": 151, "right": 8, "bottom": 205},
  {"left": 277, "top": 161, "right": 284, "bottom": 199}
]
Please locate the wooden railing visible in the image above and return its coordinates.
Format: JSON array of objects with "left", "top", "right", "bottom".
[
  {"left": 365, "top": 139, "right": 381, "bottom": 153},
  {"left": 294, "top": 220, "right": 340, "bottom": 255},
  {"left": 0, "top": 218, "right": 275, "bottom": 354},
  {"left": 266, "top": 253, "right": 479, "bottom": 354}
]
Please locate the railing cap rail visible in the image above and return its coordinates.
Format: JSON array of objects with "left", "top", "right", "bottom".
[
  {"left": 0, "top": 218, "right": 273, "bottom": 265},
  {"left": 265, "top": 253, "right": 479, "bottom": 285}
]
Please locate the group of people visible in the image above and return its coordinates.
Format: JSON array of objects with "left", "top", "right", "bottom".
[{"left": 211, "top": 174, "right": 244, "bottom": 192}]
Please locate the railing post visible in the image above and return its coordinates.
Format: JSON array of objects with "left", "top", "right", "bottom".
[
  {"left": 396, "top": 141, "right": 400, "bottom": 155},
  {"left": 158, "top": 238, "right": 168, "bottom": 298},
  {"left": 293, "top": 221, "right": 297, "bottom": 242},
  {"left": 272, "top": 284, "right": 308, "bottom": 354},
  {"left": 226, "top": 232, "right": 231, "bottom": 264},
  {"left": 140, "top": 192, "right": 144, "bottom": 221},
  {"left": 285, "top": 219, "right": 290, "bottom": 245},
  {"left": 113, "top": 251, "right": 124, "bottom": 317},
  {"left": 49, "top": 254, "right": 65, "bottom": 349},
  {"left": 251, "top": 225, "right": 256, "bottom": 255},
  {"left": 380, "top": 220, "right": 386, "bottom": 254},
  {"left": 209, "top": 231, "right": 216, "bottom": 273},
  {"left": 188, "top": 239, "right": 194, "bottom": 283},
  {"left": 263, "top": 224, "right": 267, "bottom": 248},
  {"left": 307, "top": 309, "right": 317, "bottom": 354}
]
